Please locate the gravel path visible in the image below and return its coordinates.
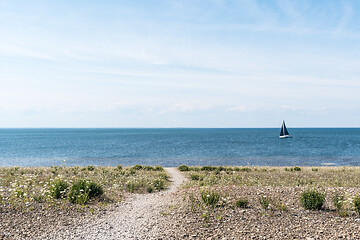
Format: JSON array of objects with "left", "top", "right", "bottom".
[{"left": 42, "top": 168, "right": 186, "bottom": 240}]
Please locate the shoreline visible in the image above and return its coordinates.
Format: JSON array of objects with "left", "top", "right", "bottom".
[
  {"left": 2, "top": 165, "right": 360, "bottom": 239},
  {"left": 2, "top": 162, "right": 360, "bottom": 168}
]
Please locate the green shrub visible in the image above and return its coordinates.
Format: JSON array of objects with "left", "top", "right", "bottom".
[
  {"left": 178, "top": 165, "right": 189, "bottom": 171},
  {"left": 239, "top": 167, "right": 251, "bottom": 172},
  {"left": 126, "top": 181, "right": 139, "bottom": 193},
  {"left": 201, "top": 190, "right": 220, "bottom": 207},
  {"left": 132, "top": 164, "right": 143, "bottom": 170},
  {"left": 332, "top": 192, "right": 345, "bottom": 211},
  {"left": 300, "top": 190, "right": 325, "bottom": 210},
  {"left": 128, "top": 168, "right": 136, "bottom": 175},
  {"left": 190, "top": 173, "right": 204, "bottom": 181},
  {"left": 259, "top": 196, "right": 270, "bottom": 210},
  {"left": 236, "top": 198, "right": 249, "bottom": 208},
  {"left": 87, "top": 165, "right": 95, "bottom": 171},
  {"left": 217, "top": 166, "right": 226, "bottom": 171},
  {"left": 49, "top": 179, "right": 69, "bottom": 199},
  {"left": 116, "top": 165, "right": 123, "bottom": 170},
  {"left": 15, "top": 190, "right": 25, "bottom": 198},
  {"left": 354, "top": 196, "right": 360, "bottom": 215},
  {"left": 143, "top": 166, "right": 154, "bottom": 171},
  {"left": 189, "top": 167, "right": 200, "bottom": 171},
  {"left": 201, "top": 166, "right": 217, "bottom": 171},
  {"left": 147, "top": 186, "right": 154, "bottom": 193},
  {"left": 333, "top": 192, "right": 348, "bottom": 216},
  {"left": 158, "top": 172, "right": 169, "bottom": 180},
  {"left": 68, "top": 179, "right": 103, "bottom": 204},
  {"left": 312, "top": 168, "right": 318, "bottom": 171},
  {"left": 33, "top": 194, "right": 46, "bottom": 203},
  {"left": 154, "top": 165, "right": 164, "bottom": 171},
  {"left": 87, "top": 181, "right": 103, "bottom": 198},
  {"left": 293, "top": 167, "right": 301, "bottom": 171},
  {"left": 153, "top": 179, "right": 166, "bottom": 191}
]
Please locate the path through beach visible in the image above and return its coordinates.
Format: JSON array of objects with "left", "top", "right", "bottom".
[{"left": 43, "top": 168, "right": 186, "bottom": 240}]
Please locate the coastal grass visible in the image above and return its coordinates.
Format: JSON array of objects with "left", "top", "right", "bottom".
[
  {"left": 180, "top": 166, "right": 360, "bottom": 188},
  {"left": 0, "top": 165, "right": 170, "bottom": 211}
]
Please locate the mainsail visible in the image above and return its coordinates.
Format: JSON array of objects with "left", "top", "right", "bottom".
[{"left": 280, "top": 123, "right": 284, "bottom": 136}]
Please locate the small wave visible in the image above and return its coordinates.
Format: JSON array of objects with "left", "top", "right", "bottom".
[{"left": 321, "top": 162, "right": 336, "bottom": 166}]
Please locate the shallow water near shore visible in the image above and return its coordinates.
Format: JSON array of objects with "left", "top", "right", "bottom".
[{"left": 0, "top": 128, "right": 360, "bottom": 167}]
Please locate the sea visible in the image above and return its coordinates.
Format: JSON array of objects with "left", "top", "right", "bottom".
[{"left": 0, "top": 128, "right": 359, "bottom": 167}]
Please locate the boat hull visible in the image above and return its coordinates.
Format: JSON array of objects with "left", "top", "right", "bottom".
[{"left": 279, "top": 135, "right": 292, "bottom": 138}]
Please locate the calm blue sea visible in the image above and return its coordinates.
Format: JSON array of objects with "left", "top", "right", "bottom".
[{"left": 0, "top": 128, "right": 359, "bottom": 167}]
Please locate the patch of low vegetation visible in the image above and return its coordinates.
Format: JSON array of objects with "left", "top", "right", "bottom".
[
  {"left": 178, "top": 165, "right": 252, "bottom": 173},
  {"left": 49, "top": 179, "right": 69, "bottom": 199},
  {"left": 153, "top": 178, "right": 166, "bottom": 191},
  {"left": 131, "top": 164, "right": 164, "bottom": 171},
  {"left": 300, "top": 190, "right": 325, "bottom": 210},
  {"left": 147, "top": 186, "right": 154, "bottom": 193},
  {"left": 190, "top": 173, "right": 205, "bottom": 181},
  {"left": 87, "top": 165, "right": 95, "bottom": 171},
  {"left": 354, "top": 196, "right": 360, "bottom": 215},
  {"left": 201, "top": 189, "right": 221, "bottom": 208},
  {"left": 178, "top": 165, "right": 189, "bottom": 171},
  {"left": 184, "top": 187, "right": 229, "bottom": 222},
  {"left": 259, "top": 195, "right": 271, "bottom": 210},
  {"left": 333, "top": 192, "right": 345, "bottom": 211},
  {"left": 201, "top": 166, "right": 218, "bottom": 171},
  {"left": 285, "top": 166, "right": 301, "bottom": 171},
  {"left": 236, "top": 198, "right": 249, "bottom": 208},
  {"left": 332, "top": 192, "right": 350, "bottom": 217},
  {"left": 68, "top": 179, "right": 103, "bottom": 205}
]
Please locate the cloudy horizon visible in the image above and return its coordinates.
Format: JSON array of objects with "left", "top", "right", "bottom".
[{"left": 1, "top": 0, "right": 360, "bottom": 128}]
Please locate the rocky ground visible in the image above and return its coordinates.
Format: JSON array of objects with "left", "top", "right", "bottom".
[
  {"left": 156, "top": 186, "right": 360, "bottom": 239},
  {"left": 2, "top": 168, "right": 360, "bottom": 239}
]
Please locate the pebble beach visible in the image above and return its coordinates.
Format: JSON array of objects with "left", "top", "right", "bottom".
[{"left": 1, "top": 166, "right": 360, "bottom": 239}]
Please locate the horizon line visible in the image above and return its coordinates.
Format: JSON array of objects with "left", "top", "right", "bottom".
[{"left": 0, "top": 126, "right": 359, "bottom": 129}]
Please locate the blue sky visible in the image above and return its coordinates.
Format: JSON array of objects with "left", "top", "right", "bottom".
[{"left": 0, "top": 0, "right": 360, "bottom": 127}]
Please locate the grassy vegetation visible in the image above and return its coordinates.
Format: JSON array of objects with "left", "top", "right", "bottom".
[
  {"left": 0, "top": 165, "right": 170, "bottom": 211},
  {"left": 236, "top": 198, "right": 249, "bottom": 208},
  {"left": 179, "top": 166, "right": 360, "bottom": 188},
  {"left": 300, "top": 190, "right": 325, "bottom": 210}
]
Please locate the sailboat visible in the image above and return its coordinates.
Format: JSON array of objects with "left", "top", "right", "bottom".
[{"left": 279, "top": 120, "right": 292, "bottom": 138}]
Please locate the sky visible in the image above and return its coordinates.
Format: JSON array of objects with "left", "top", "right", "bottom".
[{"left": 0, "top": 0, "right": 360, "bottom": 128}]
